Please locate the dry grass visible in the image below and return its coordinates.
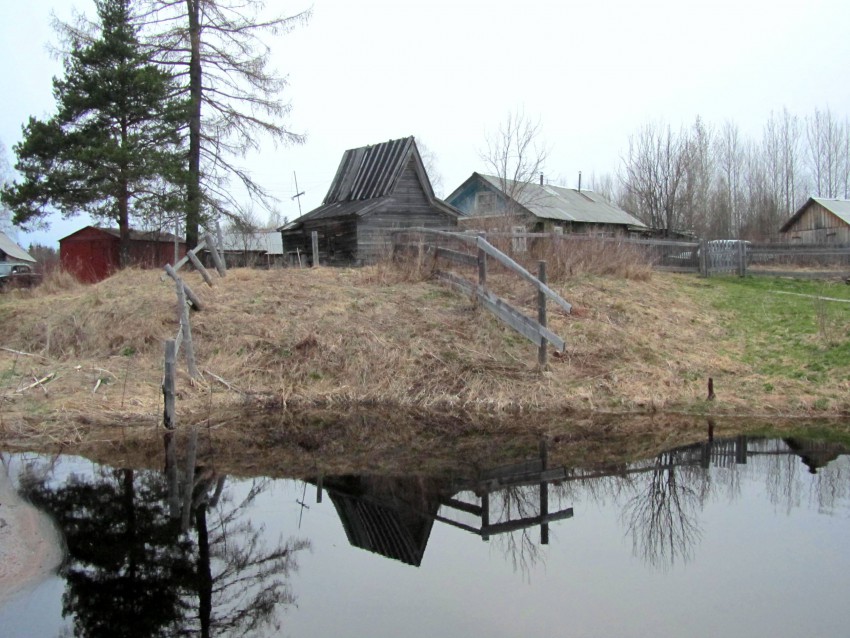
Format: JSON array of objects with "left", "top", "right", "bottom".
[{"left": 1, "top": 262, "right": 848, "bottom": 452}]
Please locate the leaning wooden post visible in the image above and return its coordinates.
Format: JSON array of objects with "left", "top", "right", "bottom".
[
  {"left": 205, "top": 232, "right": 226, "bottom": 278},
  {"left": 163, "top": 339, "right": 177, "bottom": 429},
  {"left": 539, "top": 439, "right": 549, "bottom": 545},
  {"left": 164, "top": 264, "right": 203, "bottom": 311},
  {"left": 477, "top": 234, "right": 487, "bottom": 289},
  {"left": 311, "top": 231, "right": 320, "bottom": 267},
  {"left": 538, "top": 260, "right": 548, "bottom": 369},
  {"left": 181, "top": 427, "right": 198, "bottom": 533},
  {"left": 216, "top": 221, "right": 228, "bottom": 270},
  {"left": 187, "top": 249, "right": 214, "bottom": 287},
  {"left": 176, "top": 280, "right": 199, "bottom": 379}
]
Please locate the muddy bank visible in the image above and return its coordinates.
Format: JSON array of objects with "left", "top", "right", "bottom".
[{"left": 0, "top": 462, "right": 63, "bottom": 605}]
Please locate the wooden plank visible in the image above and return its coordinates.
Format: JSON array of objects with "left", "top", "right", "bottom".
[
  {"left": 164, "top": 264, "right": 203, "bottom": 311},
  {"left": 168, "top": 238, "right": 206, "bottom": 274},
  {"left": 311, "top": 230, "right": 320, "bottom": 266},
  {"left": 481, "top": 507, "right": 574, "bottom": 536},
  {"left": 434, "top": 245, "right": 477, "bottom": 267},
  {"left": 440, "top": 497, "right": 483, "bottom": 517},
  {"left": 204, "top": 232, "right": 226, "bottom": 277},
  {"left": 538, "top": 260, "right": 547, "bottom": 368},
  {"left": 475, "top": 237, "right": 572, "bottom": 314},
  {"left": 187, "top": 249, "right": 214, "bottom": 287},
  {"left": 436, "top": 271, "right": 566, "bottom": 350},
  {"left": 176, "top": 280, "right": 199, "bottom": 379}
]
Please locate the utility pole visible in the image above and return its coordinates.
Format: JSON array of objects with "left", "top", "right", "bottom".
[{"left": 292, "top": 171, "right": 305, "bottom": 217}]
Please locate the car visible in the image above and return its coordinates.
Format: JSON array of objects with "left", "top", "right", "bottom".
[{"left": 0, "top": 262, "right": 41, "bottom": 290}]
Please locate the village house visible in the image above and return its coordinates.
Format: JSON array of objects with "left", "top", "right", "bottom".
[
  {"left": 59, "top": 225, "right": 186, "bottom": 283},
  {"left": 0, "top": 231, "right": 36, "bottom": 265},
  {"left": 445, "top": 172, "right": 646, "bottom": 235},
  {"left": 779, "top": 197, "right": 850, "bottom": 244},
  {"left": 280, "top": 136, "right": 459, "bottom": 265}
]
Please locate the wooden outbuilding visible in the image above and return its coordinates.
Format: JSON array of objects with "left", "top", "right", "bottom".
[
  {"left": 779, "top": 197, "right": 850, "bottom": 244},
  {"left": 60, "top": 225, "right": 186, "bottom": 283},
  {"left": 280, "top": 136, "right": 459, "bottom": 265}
]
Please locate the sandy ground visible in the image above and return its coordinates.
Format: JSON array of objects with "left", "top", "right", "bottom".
[{"left": 0, "top": 463, "right": 63, "bottom": 607}]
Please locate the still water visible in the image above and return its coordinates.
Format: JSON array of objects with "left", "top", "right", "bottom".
[{"left": 1, "top": 433, "right": 849, "bottom": 637}]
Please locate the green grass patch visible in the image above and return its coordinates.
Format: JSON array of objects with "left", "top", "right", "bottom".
[{"left": 683, "top": 276, "right": 850, "bottom": 382}]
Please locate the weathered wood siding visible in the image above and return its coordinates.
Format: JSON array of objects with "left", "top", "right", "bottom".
[
  {"left": 356, "top": 159, "right": 457, "bottom": 263},
  {"left": 783, "top": 202, "right": 850, "bottom": 244},
  {"left": 282, "top": 216, "right": 358, "bottom": 266}
]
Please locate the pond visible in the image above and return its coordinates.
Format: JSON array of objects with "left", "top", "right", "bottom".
[{"left": 1, "top": 431, "right": 849, "bottom": 637}]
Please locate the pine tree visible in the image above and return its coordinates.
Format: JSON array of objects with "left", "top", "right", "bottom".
[{"left": 1, "top": 0, "right": 186, "bottom": 266}]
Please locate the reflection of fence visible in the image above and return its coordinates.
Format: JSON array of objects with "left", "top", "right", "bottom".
[{"left": 392, "top": 227, "right": 571, "bottom": 366}]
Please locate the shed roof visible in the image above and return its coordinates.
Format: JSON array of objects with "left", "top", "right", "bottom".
[
  {"left": 60, "top": 225, "right": 185, "bottom": 243},
  {"left": 448, "top": 173, "right": 646, "bottom": 228},
  {"left": 780, "top": 197, "right": 850, "bottom": 232},
  {"left": 0, "top": 231, "right": 36, "bottom": 263},
  {"left": 281, "top": 137, "right": 460, "bottom": 231}
]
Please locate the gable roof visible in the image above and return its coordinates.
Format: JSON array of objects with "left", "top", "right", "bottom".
[
  {"left": 447, "top": 173, "right": 646, "bottom": 228},
  {"left": 280, "top": 136, "right": 458, "bottom": 229},
  {"left": 780, "top": 197, "right": 850, "bottom": 232},
  {"left": 0, "top": 231, "right": 36, "bottom": 263},
  {"left": 60, "top": 226, "right": 184, "bottom": 243}
]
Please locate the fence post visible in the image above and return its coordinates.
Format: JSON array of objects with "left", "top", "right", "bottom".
[
  {"left": 176, "top": 280, "right": 200, "bottom": 379},
  {"left": 699, "top": 239, "right": 709, "bottom": 277},
  {"left": 737, "top": 241, "right": 747, "bottom": 277},
  {"left": 311, "top": 231, "right": 320, "bottom": 267},
  {"left": 538, "top": 260, "right": 548, "bottom": 369},
  {"left": 512, "top": 225, "right": 526, "bottom": 254},
  {"left": 216, "top": 221, "right": 228, "bottom": 270},
  {"left": 164, "top": 264, "right": 203, "bottom": 311},
  {"left": 477, "top": 233, "right": 487, "bottom": 289},
  {"left": 205, "top": 232, "right": 226, "bottom": 277},
  {"left": 187, "top": 249, "right": 214, "bottom": 287},
  {"left": 163, "top": 339, "right": 177, "bottom": 429}
]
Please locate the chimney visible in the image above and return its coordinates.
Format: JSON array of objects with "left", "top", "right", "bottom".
[
  {"left": 578, "top": 171, "right": 582, "bottom": 193},
  {"left": 539, "top": 172, "right": 544, "bottom": 186}
]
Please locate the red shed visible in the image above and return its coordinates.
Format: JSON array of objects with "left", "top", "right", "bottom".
[{"left": 60, "top": 226, "right": 187, "bottom": 283}]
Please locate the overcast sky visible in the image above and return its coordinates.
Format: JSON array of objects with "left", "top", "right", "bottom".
[{"left": 2, "top": 0, "right": 849, "bottom": 248}]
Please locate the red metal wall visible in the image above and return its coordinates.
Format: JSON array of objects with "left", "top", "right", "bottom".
[{"left": 60, "top": 227, "right": 187, "bottom": 283}]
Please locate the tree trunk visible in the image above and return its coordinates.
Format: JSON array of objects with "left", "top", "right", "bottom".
[{"left": 186, "top": 0, "right": 203, "bottom": 249}]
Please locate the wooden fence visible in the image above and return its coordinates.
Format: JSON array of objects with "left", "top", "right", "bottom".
[
  {"left": 161, "top": 230, "right": 227, "bottom": 429},
  {"left": 439, "top": 229, "right": 850, "bottom": 279},
  {"left": 392, "top": 228, "right": 572, "bottom": 367}
]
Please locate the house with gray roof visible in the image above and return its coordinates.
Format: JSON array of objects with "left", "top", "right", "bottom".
[
  {"left": 779, "top": 197, "right": 850, "bottom": 244},
  {"left": 0, "top": 231, "right": 36, "bottom": 264},
  {"left": 280, "top": 136, "right": 459, "bottom": 265},
  {"left": 445, "top": 173, "right": 646, "bottom": 235}
]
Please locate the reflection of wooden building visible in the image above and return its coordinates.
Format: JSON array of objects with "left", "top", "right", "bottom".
[
  {"left": 316, "top": 443, "right": 574, "bottom": 566},
  {"left": 323, "top": 477, "right": 440, "bottom": 567}
]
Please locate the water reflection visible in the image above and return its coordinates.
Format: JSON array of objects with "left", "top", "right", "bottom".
[
  {"left": 18, "top": 427, "right": 309, "bottom": 637},
  {"left": 5, "top": 427, "right": 850, "bottom": 636}
]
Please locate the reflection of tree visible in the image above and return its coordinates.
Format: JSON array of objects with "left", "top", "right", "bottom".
[
  {"left": 19, "top": 435, "right": 309, "bottom": 637},
  {"left": 620, "top": 453, "right": 707, "bottom": 570},
  {"left": 20, "top": 466, "right": 195, "bottom": 637},
  {"left": 491, "top": 485, "right": 543, "bottom": 575}
]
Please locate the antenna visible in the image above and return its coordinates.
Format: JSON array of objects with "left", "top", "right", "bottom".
[{"left": 291, "top": 171, "right": 305, "bottom": 217}]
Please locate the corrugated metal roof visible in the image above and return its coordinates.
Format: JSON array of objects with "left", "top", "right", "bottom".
[
  {"left": 60, "top": 226, "right": 184, "bottom": 243},
  {"left": 218, "top": 230, "right": 283, "bottom": 255},
  {"left": 477, "top": 174, "right": 646, "bottom": 227},
  {"left": 780, "top": 197, "right": 850, "bottom": 232},
  {"left": 324, "top": 137, "right": 416, "bottom": 204},
  {"left": 0, "top": 231, "right": 36, "bottom": 262},
  {"left": 280, "top": 198, "right": 389, "bottom": 229}
]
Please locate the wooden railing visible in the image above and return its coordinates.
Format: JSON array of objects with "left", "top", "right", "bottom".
[{"left": 393, "top": 228, "right": 571, "bottom": 367}]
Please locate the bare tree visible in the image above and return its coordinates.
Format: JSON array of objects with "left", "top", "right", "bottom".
[
  {"left": 806, "top": 107, "right": 847, "bottom": 198},
  {"left": 415, "top": 138, "right": 444, "bottom": 197},
  {"left": 621, "top": 121, "right": 693, "bottom": 234},
  {"left": 481, "top": 109, "right": 548, "bottom": 217},
  {"left": 135, "top": 0, "right": 311, "bottom": 247},
  {"left": 0, "top": 139, "right": 14, "bottom": 239}
]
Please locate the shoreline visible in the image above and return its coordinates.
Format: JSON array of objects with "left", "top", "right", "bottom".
[{"left": 0, "top": 463, "right": 63, "bottom": 606}]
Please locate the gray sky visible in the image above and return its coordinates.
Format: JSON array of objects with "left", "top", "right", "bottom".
[{"left": 2, "top": 0, "right": 849, "bottom": 248}]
